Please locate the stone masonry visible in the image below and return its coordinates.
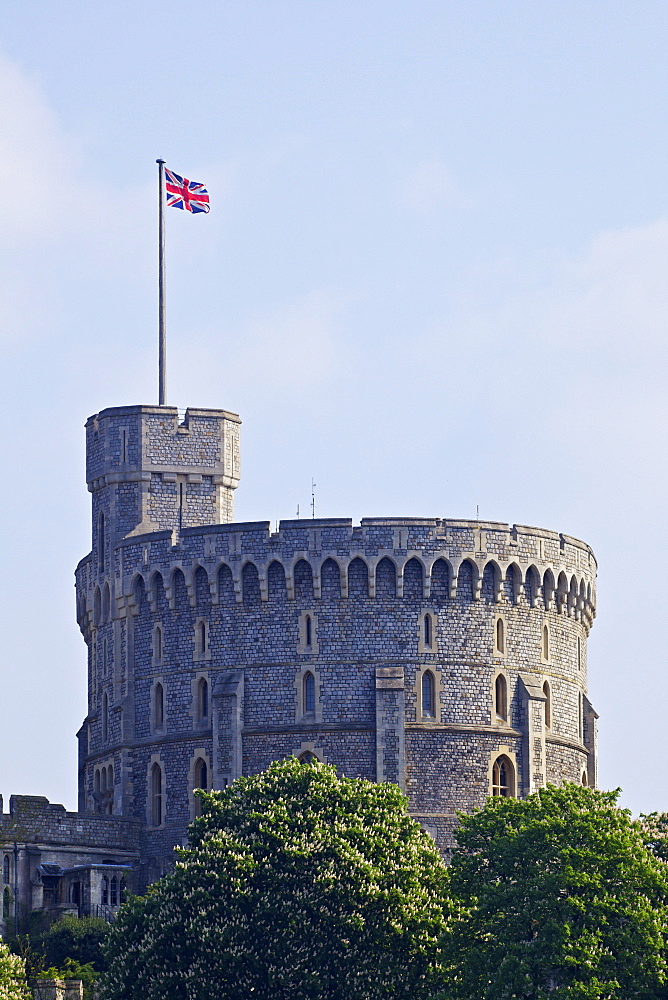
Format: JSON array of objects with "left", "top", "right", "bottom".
[
  {"left": 1, "top": 398, "right": 599, "bottom": 930},
  {"left": 74, "top": 403, "right": 598, "bottom": 888}
]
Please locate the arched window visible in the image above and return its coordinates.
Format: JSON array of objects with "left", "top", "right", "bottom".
[
  {"left": 102, "top": 583, "right": 110, "bottom": 623},
  {"left": 94, "top": 769, "right": 100, "bottom": 794},
  {"left": 303, "top": 672, "right": 315, "bottom": 714},
  {"left": 110, "top": 876, "right": 118, "bottom": 907},
  {"left": 422, "top": 670, "right": 435, "bottom": 718},
  {"left": 542, "top": 624, "right": 550, "bottom": 661},
  {"left": 154, "top": 625, "right": 163, "bottom": 663},
  {"left": 120, "top": 878, "right": 127, "bottom": 904},
  {"left": 195, "top": 757, "right": 208, "bottom": 790},
  {"left": 198, "top": 678, "right": 209, "bottom": 721},
  {"left": 93, "top": 587, "right": 102, "bottom": 627},
  {"left": 102, "top": 692, "right": 109, "bottom": 742},
  {"left": 3, "top": 855, "right": 9, "bottom": 884},
  {"left": 194, "top": 757, "right": 208, "bottom": 817},
  {"left": 495, "top": 674, "right": 507, "bottom": 722},
  {"left": 423, "top": 614, "right": 432, "bottom": 649},
  {"left": 151, "top": 763, "right": 163, "bottom": 827},
  {"left": 543, "top": 681, "right": 551, "bottom": 729},
  {"left": 495, "top": 617, "right": 505, "bottom": 655},
  {"left": 2, "top": 886, "right": 10, "bottom": 918},
  {"left": 582, "top": 770, "right": 588, "bottom": 787},
  {"left": 492, "top": 755, "right": 514, "bottom": 797},
  {"left": 305, "top": 615, "right": 312, "bottom": 648},
  {"left": 107, "top": 765, "right": 114, "bottom": 814},
  {"left": 154, "top": 683, "right": 164, "bottom": 730},
  {"left": 101, "top": 876, "right": 109, "bottom": 906},
  {"left": 101, "top": 767, "right": 107, "bottom": 793}
]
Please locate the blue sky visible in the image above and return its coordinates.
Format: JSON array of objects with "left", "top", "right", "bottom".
[{"left": 0, "top": 1, "right": 666, "bottom": 814}]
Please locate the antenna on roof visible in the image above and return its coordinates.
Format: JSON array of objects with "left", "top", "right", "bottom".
[{"left": 311, "top": 479, "right": 316, "bottom": 519}]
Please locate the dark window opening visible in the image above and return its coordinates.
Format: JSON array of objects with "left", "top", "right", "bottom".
[
  {"left": 422, "top": 670, "right": 435, "bottom": 717},
  {"left": 303, "top": 672, "right": 315, "bottom": 714}
]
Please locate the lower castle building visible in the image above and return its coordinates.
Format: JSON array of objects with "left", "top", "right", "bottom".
[{"left": 1, "top": 402, "right": 598, "bottom": 932}]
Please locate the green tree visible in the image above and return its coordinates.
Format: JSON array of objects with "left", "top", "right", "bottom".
[
  {"left": 441, "top": 783, "right": 668, "bottom": 1000},
  {"left": 642, "top": 812, "right": 668, "bottom": 864},
  {"left": 41, "top": 915, "right": 110, "bottom": 972},
  {"left": 0, "top": 939, "right": 30, "bottom": 1000},
  {"left": 100, "top": 758, "right": 450, "bottom": 1000}
]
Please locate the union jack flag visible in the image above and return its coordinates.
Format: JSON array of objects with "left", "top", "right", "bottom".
[{"left": 164, "top": 168, "right": 210, "bottom": 214}]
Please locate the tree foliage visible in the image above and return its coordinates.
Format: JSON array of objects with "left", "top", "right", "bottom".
[
  {"left": 0, "top": 939, "right": 30, "bottom": 1000},
  {"left": 41, "top": 915, "right": 110, "bottom": 972},
  {"left": 441, "top": 784, "right": 668, "bottom": 1000},
  {"left": 100, "top": 758, "right": 450, "bottom": 1000}
]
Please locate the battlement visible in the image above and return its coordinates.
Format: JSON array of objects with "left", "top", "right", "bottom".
[
  {"left": 76, "top": 514, "right": 597, "bottom": 635},
  {"left": 85, "top": 405, "right": 240, "bottom": 488},
  {"left": 0, "top": 795, "right": 140, "bottom": 851},
  {"left": 85, "top": 405, "right": 241, "bottom": 564}
]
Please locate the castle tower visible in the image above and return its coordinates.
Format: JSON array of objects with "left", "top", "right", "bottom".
[
  {"left": 86, "top": 404, "right": 241, "bottom": 554},
  {"left": 76, "top": 402, "right": 598, "bottom": 889}
]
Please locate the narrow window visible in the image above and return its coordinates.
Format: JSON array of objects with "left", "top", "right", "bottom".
[
  {"left": 424, "top": 614, "right": 432, "bottom": 648},
  {"left": 151, "top": 763, "right": 163, "bottom": 827},
  {"left": 543, "top": 681, "right": 551, "bottom": 729},
  {"left": 582, "top": 771, "right": 588, "bottom": 787},
  {"left": 495, "top": 674, "right": 507, "bottom": 722},
  {"left": 94, "top": 769, "right": 100, "bottom": 794},
  {"left": 577, "top": 636, "right": 582, "bottom": 671},
  {"left": 305, "top": 615, "right": 312, "bottom": 648},
  {"left": 120, "top": 878, "right": 127, "bottom": 904},
  {"left": 110, "top": 876, "right": 118, "bottom": 907},
  {"left": 542, "top": 624, "right": 550, "bottom": 661},
  {"left": 2, "top": 886, "right": 10, "bottom": 918},
  {"left": 102, "top": 692, "right": 109, "bottom": 742},
  {"left": 578, "top": 692, "right": 583, "bottom": 741},
  {"left": 422, "top": 670, "right": 435, "bottom": 717},
  {"left": 198, "top": 678, "right": 209, "bottom": 720},
  {"left": 194, "top": 757, "right": 208, "bottom": 818},
  {"left": 492, "top": 756, "right": 513, "bottom": 797},
  {"left": 155, "top": 683, "right": 164, "bottom": 729},
  {"left": 3, "top": 855, "right": 9, "bottom": 884},
  {"left": 495, "top": 617, "right": 505, "bottom": 654},
  {"left": 122, "top": 428, "right": 128, "bottom": 464},
  {"left": 101, "top": 876, "right": 109, "bottom": 906},
  {"left": 155, "top": 626, "right": 163, "bottom": 663},
  {"left": 101, "top": 767, "right": 107, "bottom": 793},
  {"left": 198, "top": 621, "right": 207, "bottom": 657},
  {"left": 303, "top": 672, "right": 315, "bottom": 714}
]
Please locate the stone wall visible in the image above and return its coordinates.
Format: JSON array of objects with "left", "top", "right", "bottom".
[{"left": 75, "top": 509, "right": 596, "bottom": 881}]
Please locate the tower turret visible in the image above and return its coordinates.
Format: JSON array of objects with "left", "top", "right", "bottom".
[{"left": 86, "top": 405, "right": 241, "bottom": 569}]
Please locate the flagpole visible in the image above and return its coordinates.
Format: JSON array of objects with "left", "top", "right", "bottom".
[{"left": 157, "top": 158, "right": 167, "bottom": 406}]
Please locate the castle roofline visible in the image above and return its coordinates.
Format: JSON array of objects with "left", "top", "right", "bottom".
[{"left": 86, "top": 404, "right": 241, "bottom": 425}]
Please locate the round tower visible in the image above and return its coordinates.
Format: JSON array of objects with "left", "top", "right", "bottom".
[{"left": 76, "top": 404, "right": 597, "bottom": 884}]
